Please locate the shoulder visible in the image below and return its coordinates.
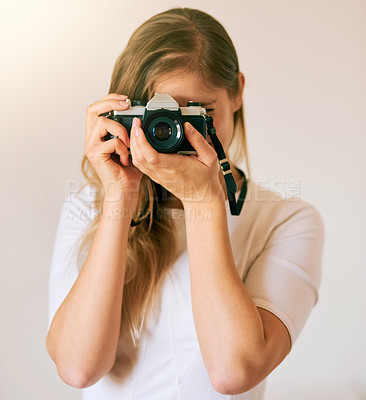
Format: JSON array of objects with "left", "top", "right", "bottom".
[
  {"left": 58, "top": 183, "right": 100, "bottom": 226},
  {"left": 237, "top": 178, "right": 325, "bottom": 239},
  {"left": 237, "top": 180, "right": 325, "bottom": 345},
  {"left": 227, "top": 179, "right": 325, "bottom": 289},
  {"left": 52, "top": 183, "right": 100, "bottom": 265},
  {"left": 62, "top": 182, "right": 99, "bottom": 212}
]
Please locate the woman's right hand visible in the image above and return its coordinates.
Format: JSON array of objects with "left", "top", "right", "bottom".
[{"left": 84, "top": 93, "right": 143, "bottom": 203}]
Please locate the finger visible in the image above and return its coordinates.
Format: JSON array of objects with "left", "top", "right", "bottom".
[
  {"left": 129, "top": 118, "right": 145, "bottom": 166},
  {"left": 89, "top": 99, "right": 130, "bottom": 116},
  {"left": 131, "top": 118, "right": 161, "bottom": 166},
  {"left": 94, "top": 93, "right": 128, "bottom": 104},
  {"left": 184, "top": 122, "right": 217, "bottom": 165},
  {"left": 86, "top": 138, "right": 129, "bottom": 166},
  {"left": 87, "top": 116, "right": 130, "bottom": 148},
  {"left": 114, "top": 139, "right": 130, "bottom": 166},
  {"left": 86, "top": 98, "right": 130, "bottom": 132}
]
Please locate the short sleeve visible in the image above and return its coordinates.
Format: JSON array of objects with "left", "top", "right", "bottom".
[
  {"left": 244, "top": 202, "right": 325, "bottom": 347},
  {"left": 47, "top": 184, "right": 98, "bottom": 333}
]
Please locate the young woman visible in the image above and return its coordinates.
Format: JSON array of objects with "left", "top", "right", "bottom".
[{"left": 46, "top": 8, "right": 325, "bottom": 399}]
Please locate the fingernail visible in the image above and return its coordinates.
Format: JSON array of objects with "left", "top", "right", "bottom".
[
  {"left": 119, "top": 100, "right": 128, "bottom": 106},
  {"left": 185, "top": 122, "right": 193, "bottom": 133},
  {"left": 132, "top": 118, "right": 140, "bottom": 136},
  {"left": 118, "top": 94, "right": 128, "bottom": 100}
]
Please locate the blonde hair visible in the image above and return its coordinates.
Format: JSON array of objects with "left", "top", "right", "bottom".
[{"left": 78, "top": 7, "right": 251, "bottom": 346}]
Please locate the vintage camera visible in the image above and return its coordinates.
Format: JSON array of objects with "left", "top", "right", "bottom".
[{"left": 104, "top": 93, "right": 207, "bottom": 154}]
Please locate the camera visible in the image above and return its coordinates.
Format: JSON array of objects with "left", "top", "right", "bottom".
[{"left": 104, "top": 93, "right": 207, "bottom": 154}]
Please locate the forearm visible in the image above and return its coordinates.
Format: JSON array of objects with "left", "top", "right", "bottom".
[
  {"left": 184, "top": 199, "right": 266, "bottom": 382},
  {"left": 46, "top": 197, "right": 135, "bottom": 387}
]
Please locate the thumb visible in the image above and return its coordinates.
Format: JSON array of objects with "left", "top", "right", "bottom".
[{"left": 184, "top": 122, "right": 213, "bottom": 158}]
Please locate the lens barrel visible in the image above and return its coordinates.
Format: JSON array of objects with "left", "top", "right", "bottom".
[{"left": 143, "top": 111, "right": 184, "bottom": 153}]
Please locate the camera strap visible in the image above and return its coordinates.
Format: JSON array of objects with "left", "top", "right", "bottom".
[{"left": 203, "top": 114, "right": 248, "bottom": 216}]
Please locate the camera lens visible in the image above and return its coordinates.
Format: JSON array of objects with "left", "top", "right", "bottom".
[
  {"left": 152, "top": 122, "right": 172, "bottom": 141},
  {"left": 143, "top": 112, "right": 184, "bottom": 153}
]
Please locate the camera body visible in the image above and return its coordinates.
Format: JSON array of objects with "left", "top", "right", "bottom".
[{"left": 104, "top": 93, "right": 207, "bottom": 154}]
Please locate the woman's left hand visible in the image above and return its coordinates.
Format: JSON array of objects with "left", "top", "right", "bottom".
[{"left": 129, "top": 117, "right": 224, "bottom": 207}]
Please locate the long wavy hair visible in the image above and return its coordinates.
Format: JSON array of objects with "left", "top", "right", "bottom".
[{"left": 77, "top": 7, "right": 251, "bottom": 347}]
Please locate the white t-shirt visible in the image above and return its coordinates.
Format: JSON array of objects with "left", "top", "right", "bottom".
[{"left": 48, "top": 178, "right": 325, "bottom": 399}]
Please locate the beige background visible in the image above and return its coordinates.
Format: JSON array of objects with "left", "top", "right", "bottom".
[{"left": 1, "top": 0, "right": 365, "bottom": 399}]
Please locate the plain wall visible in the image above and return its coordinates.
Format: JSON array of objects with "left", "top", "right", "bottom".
[{"left": 1, "top": 0, "right": 365, "bottom": 399}]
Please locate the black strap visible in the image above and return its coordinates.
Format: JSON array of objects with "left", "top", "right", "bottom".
[
  {"left": 203, "top": 114, "right": 247, "bottom": 216},
  {"left": 130, "top": 204, "right": 150, "bottom": 226}
]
